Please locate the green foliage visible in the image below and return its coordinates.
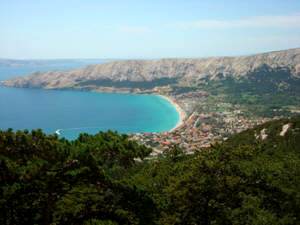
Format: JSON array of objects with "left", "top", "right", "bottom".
[
  {"left": 199, "top": 66, "right": 300, "bottom": 117},
  {"left": 129, "top": 116, "right": 300, "bottom": 225},
  {"left": 1, "top": 116, "right": 300, "bottom": 224},
  {"left": 0, "top": 130, "right": 155, "bottom": 225}
]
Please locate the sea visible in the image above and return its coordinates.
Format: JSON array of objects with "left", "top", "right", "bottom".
[{"left": 0, "top": 60, "right": 179, "bottom": 140}]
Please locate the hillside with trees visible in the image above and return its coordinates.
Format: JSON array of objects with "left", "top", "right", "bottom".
[{"left": 1, "top": 117, "right": 300, "bottom": 225}]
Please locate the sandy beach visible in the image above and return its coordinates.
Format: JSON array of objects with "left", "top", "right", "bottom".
[{"left": 157, "top": 94, "right": 186, "bottom": 132}]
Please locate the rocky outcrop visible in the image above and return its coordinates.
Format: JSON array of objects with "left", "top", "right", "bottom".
[{"left": 2, "top": 48, "right": 300, "bottom": 90}]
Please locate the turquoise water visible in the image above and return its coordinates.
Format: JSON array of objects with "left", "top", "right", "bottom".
[{"left": 0, "top": 62, "right": 179, "bottom": 139}]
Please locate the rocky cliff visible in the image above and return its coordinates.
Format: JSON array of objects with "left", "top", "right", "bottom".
[{"left": 2, "top": 48, "right": 300, "bottom": 91}]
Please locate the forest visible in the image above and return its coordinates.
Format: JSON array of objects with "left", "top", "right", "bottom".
[{"left": 1, "top": 116, "right": 300, "bottom": 225}]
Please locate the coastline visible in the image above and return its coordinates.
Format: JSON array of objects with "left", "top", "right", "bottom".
[
  {"left": 1, "top": 84, "right": 185, "bottom": 134},
  {"left": 92, "top": 89, "right": 187, "bottom": 132},
  {"left": 157, "top": 94, "right": 186, "bottom": 132}
]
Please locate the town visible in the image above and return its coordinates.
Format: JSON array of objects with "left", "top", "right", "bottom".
[{"left": 131, "top": 89, "right": 273, "bottom": 154}]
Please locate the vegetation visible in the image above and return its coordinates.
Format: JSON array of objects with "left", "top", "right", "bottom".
[
  {"left": 78, "top": 78, "right": 179, "bottom": 89},
  {"left": 0, "top": 130, "right": 154, "bottom": 225},
  {"left": 199, "top": 66, "right": 300, "bottom": 117},
  {"left": 1, "top": 117, "right": 300, "bottom": 224}
]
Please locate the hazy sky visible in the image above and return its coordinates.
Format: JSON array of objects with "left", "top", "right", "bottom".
[{"left": 1, "top": 0, "right": 300, "bottom": 59}]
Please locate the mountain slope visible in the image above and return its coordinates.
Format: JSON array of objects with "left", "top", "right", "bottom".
[
  {"left": 1, "top": 116, "right": 300, "bottom": 224},
  {"left": 2, "top": 48, "right": 300, "bottom": 91}
]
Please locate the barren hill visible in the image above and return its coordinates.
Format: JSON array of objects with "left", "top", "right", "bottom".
[{"left": 2, "top": 48, "right": 300, "bottom": 91}]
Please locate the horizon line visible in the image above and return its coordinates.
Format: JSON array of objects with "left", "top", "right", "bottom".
[{"left": 0, "top": 46, "right": 299, "bottom": 61}]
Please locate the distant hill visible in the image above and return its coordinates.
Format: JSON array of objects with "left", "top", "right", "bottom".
[
  {"left": 2, "top": 48, "right": 300, "bottom": 91},
  {"left": 0, "top": 58, "right": 107, "bottom": 67}
]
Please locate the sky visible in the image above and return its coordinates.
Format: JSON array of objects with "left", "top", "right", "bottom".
[{"left": 0, "top": 0, "right": 300, "bottom": 59}]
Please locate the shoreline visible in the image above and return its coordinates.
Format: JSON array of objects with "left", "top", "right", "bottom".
[
  {"left": 1, "top": 85, "right": 186, "bottom": 133},
  {"left": 157, "top": 94, "right": 186, "bottom": 132}
]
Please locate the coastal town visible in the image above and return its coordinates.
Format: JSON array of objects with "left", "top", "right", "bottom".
[
  {"left": 131, "top": 89, "right": 274, "bottom": 154},
  {"left": 2, "top": 48, "right": 300, "bottom": 154}
]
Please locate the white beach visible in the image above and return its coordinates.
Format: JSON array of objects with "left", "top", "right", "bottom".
[{"left": 157, "top": 94, "right": 186, "bottom": 132}]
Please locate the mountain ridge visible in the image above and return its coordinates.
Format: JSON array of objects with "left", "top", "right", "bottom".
[{"left": 2, "top": 48, "right": 300, "bottom": 91}]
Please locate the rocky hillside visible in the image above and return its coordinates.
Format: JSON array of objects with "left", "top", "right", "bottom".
[{"left": 2, "top": 48, "right": 300, "bottom": 91}]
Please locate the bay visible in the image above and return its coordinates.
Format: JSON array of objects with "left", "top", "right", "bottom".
[{"left": 0, "top": 61, "right": 179, "bottom": 139}]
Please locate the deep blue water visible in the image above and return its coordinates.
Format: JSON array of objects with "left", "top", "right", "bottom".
[{"left": 0, "top": 61, "right": 179, "bottom": 139}]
